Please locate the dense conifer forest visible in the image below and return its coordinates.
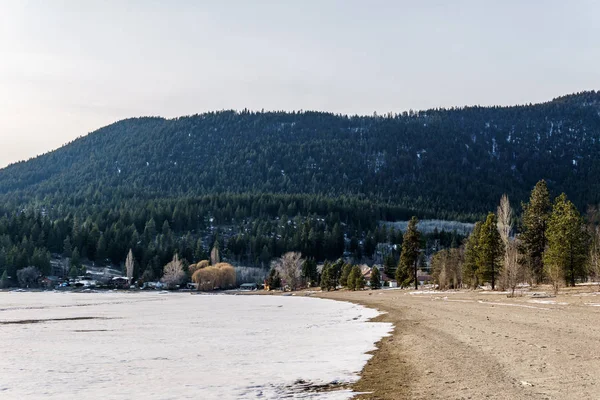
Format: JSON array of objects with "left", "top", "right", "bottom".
[{"left": 1, "top": 91, "right": 599, "bottom": 285}]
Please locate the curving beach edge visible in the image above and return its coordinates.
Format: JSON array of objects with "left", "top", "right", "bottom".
[
  {"left": 316, "top": 287, "right": 600, "bottom": 400},
  {"left": 315, "top": 290, "right": 409, "bottom": 400}
]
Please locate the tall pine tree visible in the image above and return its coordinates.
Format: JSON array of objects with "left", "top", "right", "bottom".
[
  {"left": 521, "top": 180, "right": 552, "bottom": 284},
  {"left": 544, "top": 193, "right": 588, "bottom": 291},
  {"left": 477, "top": 213, "right": 504, "bottom": 290},
  {"left": 463, "top": 222, "right": 482, "bottom": 288},
  {"left": 397, "top": 216, "right": 421, "bottom": 290}
]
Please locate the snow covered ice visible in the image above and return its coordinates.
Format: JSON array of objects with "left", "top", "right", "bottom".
[{"left": 0, "top": 292, "right": 392, "bottom": 399}]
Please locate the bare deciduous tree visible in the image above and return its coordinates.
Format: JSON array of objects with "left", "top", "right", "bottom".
[
  {"left": 503, "top": 240, "right": 524, "bottom": 297},
  {"left": 210, "top": 241, "right": 221, "bottom": 266},
  {"left": 272, "top": 252, "right": 304, "bottom": 291},
  {"left": 162, "top": 253, "right": 185, "bottom": 289},
  {"left": 497, "top": 194, "right": 512, "bottom": 247},
  {"left": 125, "top": 249, "right": 134, "bottom": 284},
  {"left": 497, "top": 194, "right": 523, "bottom": 296},
  {"left": 431, "top": 248, "right": 463, "bottom": 290}
]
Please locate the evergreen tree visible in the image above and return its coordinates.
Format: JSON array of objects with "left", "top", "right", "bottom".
[
  {"left": 260, "top": 245, "right": 271, "bottom": 267},
  {"left": 302, "top": 258, "right": 318, "bottom": 286},
  {"left": 477, "top": 213, "right": 504, "bottom": 290},
  {"left": 370, "top": 266, "right": 381, "bottom": 289},
  {"left": 520, "top": 180, "right": 552, "bottom": 283},
  {"left": 340, "top": 262, "right": 353, "bottom": 287},
  {"left": 141, "top": 266, "right": 155, "bottom": 283},
  {"left": 62, "top": 236, "right": 72, "bottom": 258},
  {"left": 266, "top": 267, "right": 282, "bottom": 290},
  {"left": 31, "top": 248, "right": 51, "bottom": 276},
  {"left": 320, "top": 262, "right": 334, "bottom": 291},
  {"left": 347, "top": 265, "right": 364, "bottom": 290},
  {"left": 330, "top": 259, "right": 344, "bottom": 289},
  {"left": 463, "top": 222, "right": 482, "bottom": 288},
  {"left": 355, "top": 269, "right": 365, "bottom": 290},
  {"left": 544, "top": 193, "right": 589, "bottom": 291},
  {"left": 96, "top": 234, "right": 107, "bottom": 263},
  {"left": 364, "top": 232, "right": 376, "bottom": 258},
  {"left": 398, "top": 216, "right": 421, "bottom": 289},
  {"left": 70, "top": 247, "right": 81, "bottom": 271},
  {"left": 68, "top": 265, "right": 79, "bottom": 278},
  {"left": 383, "top": 254, "right": 396, "bottom": 279},
  {"left": 194, "top": 238, "right": 206, "bottom": 262}
]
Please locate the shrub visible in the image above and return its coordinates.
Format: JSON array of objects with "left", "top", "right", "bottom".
[
  {"left": 17, "top": 266, "right": 41, "bottom": 288},
  {"left": 192, "top": 262, "right": 236, "bottom": 291}
]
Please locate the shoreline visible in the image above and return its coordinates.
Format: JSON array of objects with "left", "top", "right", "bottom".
[
  {"left": 315, "top": 290, "right": 411, "bottom": 400},
  {"left": 240, "top": 288, "right": 409, "bottom": 399},
  {"left": 8, "top": 286, "right": 600, "bottom": 399},
  {"left": 314, "top": 286, "right": 600, "bottom": 400}
]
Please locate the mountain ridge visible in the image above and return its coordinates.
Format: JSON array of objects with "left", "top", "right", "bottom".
[{"left": 2, "top": 91, "right": 600, "bottom": 217}]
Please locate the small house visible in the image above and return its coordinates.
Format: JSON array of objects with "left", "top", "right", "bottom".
[
  {"left": 239, "top": 283, "right": 258, "bottom": 291},
  {"left": 109, "top": 277, "right": 130, "bottom": 289}
]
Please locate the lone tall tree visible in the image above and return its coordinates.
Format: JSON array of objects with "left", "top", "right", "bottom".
[
  {"left": 399, "top": 216, "right": 421, "bottom": 290},
  {"left": 210, "top": 240, "right": 221, "bottom": 266},
  {"left": 478, "top": 213, "right": 504, "bottom": 290},
  {"left": 544, "top": 193, "right": 588, "bottom": 291},
  {"left": 521, "top": 180, "right": 552, "bottom": 283},
  {"left": 125, "top": 249, "right": 134, "bottom": 284}
]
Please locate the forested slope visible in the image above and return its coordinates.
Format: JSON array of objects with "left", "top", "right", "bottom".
[{"left": 2, "top": 91, "right": 600, "bottom": 216}]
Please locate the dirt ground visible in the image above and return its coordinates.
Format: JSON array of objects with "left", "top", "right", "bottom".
[{"left": 317, "top": 286, "right": 600, "bottom": 400}]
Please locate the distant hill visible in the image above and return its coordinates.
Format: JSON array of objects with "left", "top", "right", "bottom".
[{"left": 1, "top": 91, "right": 600, "bottom": 216}]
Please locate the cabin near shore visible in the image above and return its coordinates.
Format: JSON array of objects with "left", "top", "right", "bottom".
[{"left": 239, "top": 283, "right": 258, "bottom": 291}]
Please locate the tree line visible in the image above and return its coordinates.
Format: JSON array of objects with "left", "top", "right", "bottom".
[{"left": 432, "top": 180, "right": 596, "bottom": 294}]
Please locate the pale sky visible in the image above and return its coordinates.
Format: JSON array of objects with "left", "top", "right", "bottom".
[{"left": 1, "top": 0, "right": 598, "bottom": 168}]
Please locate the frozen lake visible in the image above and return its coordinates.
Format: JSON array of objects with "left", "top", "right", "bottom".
[{"left": 0, "top": 291, "right": 392, "bottom": 399}]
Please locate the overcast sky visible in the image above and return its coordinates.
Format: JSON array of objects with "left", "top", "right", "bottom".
[{"left": 1, "top": 0, "right": 598, "bottom": 168}]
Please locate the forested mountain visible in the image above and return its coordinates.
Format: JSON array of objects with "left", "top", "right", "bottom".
[
  {"left": 1, "top": 91, "right": 600, "bottom": 284},
  {"left": 2, "top": 91, "right": 600, "bottom": 217}
]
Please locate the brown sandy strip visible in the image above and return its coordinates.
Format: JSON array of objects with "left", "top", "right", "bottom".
[
  {"left": 317, "top": 287, "right": 600, "bottom": 400},
  {"left": 316, "top": 291, "right": 411, "bottom": 400}
]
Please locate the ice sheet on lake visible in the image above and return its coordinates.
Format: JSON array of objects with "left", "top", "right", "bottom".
[{"left": 0, "top": 292, "right": 392, "bottom": 399}]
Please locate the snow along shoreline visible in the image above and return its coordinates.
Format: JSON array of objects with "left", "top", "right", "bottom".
[{"left": 0, "top": 291, "right": 393, "bottom": 399}]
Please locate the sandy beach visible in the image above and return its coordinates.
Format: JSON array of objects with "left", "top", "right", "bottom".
[{"left": 317, "top": 286, "right": 600, "bottom": 400}]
